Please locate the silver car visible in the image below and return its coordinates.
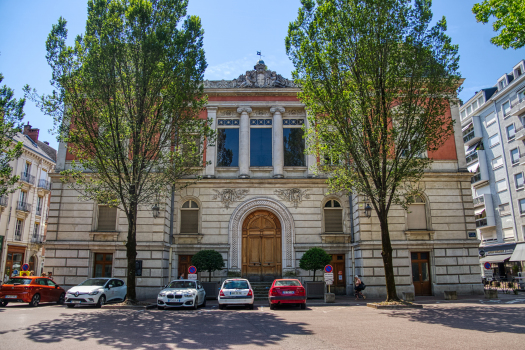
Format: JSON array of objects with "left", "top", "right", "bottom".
[
  {"left": 157, "top": 280, "right": 206, "bottom": 310},
  {"left": 218, "top": 278, "right": 254, "bottom": 310}
]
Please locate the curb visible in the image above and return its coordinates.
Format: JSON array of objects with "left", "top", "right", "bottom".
[{"left": 367, "top": 303, "right": 423, "bottom": 309}]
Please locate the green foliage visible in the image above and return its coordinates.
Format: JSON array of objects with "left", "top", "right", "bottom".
[
  {"left": 25, "top": 0, "right": 212, "bottom": 300},
  {"left": 286, "top": 0, "right": 460, "bottom": 300},
  {"left": 0, "top": 73, "right": 24, "bottom": 197},
  {"left": 226, "top": 270, "right": 241, "bottom": 277},
  {"left": 299, "top": 247, "right": 331, "bottom": 281},
  {"left": 473, "top": 0, "right": 525, "bottom": 49},
  {"left": 192, "top": 250, "right": 225, "bottom": 282}
]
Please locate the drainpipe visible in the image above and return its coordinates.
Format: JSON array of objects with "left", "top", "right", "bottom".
[{"left": 168, "top": 185, "right": 175, "bottom": 282}]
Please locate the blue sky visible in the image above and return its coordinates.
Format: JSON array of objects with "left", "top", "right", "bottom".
[{"left": 0, "top": 0, "right": 523, "bottom": 150}]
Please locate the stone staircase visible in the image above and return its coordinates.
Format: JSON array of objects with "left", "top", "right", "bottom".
[{"left": 249, "top": 282, "right": 273, "bottom": 300}]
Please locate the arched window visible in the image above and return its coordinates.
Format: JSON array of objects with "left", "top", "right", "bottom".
[
  {"left": 407, "top": 195, "right": 427, "bottom": 230},
  {"left": 324, "top": 199, "right": 343, "bottom": 233},
  {"left": 181, "top": 200, "right": 199, "bottom": 233}
]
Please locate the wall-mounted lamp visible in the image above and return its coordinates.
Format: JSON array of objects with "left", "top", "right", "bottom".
[
  {"left": 152, "top": 204, "right": 160, "bottom": 218},
  {"left": 364, "top": 203, "right": 372, "bottom": 218}
]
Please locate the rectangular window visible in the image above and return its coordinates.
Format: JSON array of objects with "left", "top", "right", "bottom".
[
  {"left": 492, "top": 156, "right": 503, "bottom": 169},
  {"left": 472, "top": 100, "right": 478, "bottom": 110},
  {"left": 478, "top": 96, "right": 484, "bottom": 107},
  {"left": 33, "top": 223, "right": 40, "bottom": 240},
  {"left": 511, "top": 148, "right": 520, "bottom": 164},
  {"left": 216, "top": 128, "right": 239, "bottom": 167},
  {"left": 515, "top": 172, "right": 524, "bottom": 189},
  {"left": 499, "top": 203, "right": 511, "bottom": 217},
  {"left": 36, "top": 196, "right": 42, "bottom": 211},
  {"left": 93, "top": 253, "right": 113, "bottom": 278},
  {"left": 519, "top": 90, "right": 525, "bottom": 102},
  {"left": 15, "top": 219, "right": 23, "bottom": 241},
  {"left": 503, "top": 101, "right": 511, "bottom": 116},
  {"left": 460, "top": 110, "right": 466, "bottom": 120},
  {"left": 520, "top": 198, "right": 525, "bottom": 214},
  {"left": 503, "top": 228, "right": 515, "bottom": 240},
  {"left": 19, "top": 190, "right": 26, "bottom": 203},
  {"left": 507, "top": 124, "right": 516, "bottom": 140},
  {"left": 283, "top": 128, "right": 305, "bottom": 166},
  {"left": 250, "top": 128, "right": 272, "bottom": 166},
  {"left": 97, "top": 206, "right": 117, "bottom": 231},
  {"left": 23, "top": 162, "right": 31, "bottom": 175},
  {"left": 489, "top": 133, "right": 500, "bottom": 148},
  {"left": 467, "top": 105, "right": 472, "bottom": 115},
  {"left": 496, "top": 179, "right": 507, "bottom": 193},
  {"left": 486, "top": 113, "right": 496, "bottom": 126}
]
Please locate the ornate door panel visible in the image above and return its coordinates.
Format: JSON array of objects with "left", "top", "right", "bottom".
[
  {"left": 411, "top": 252, "right": 431, "bottom": 296},
  {"left": 242, "top": 210, "right": 282, "bottom": 281}
]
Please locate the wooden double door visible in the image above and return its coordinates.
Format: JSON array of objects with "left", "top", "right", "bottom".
[
  {"left": 242, "top": 210, "right": 282, "bottom": 282},
  {"left": 411, "top": 252, "right": 431, "bottom": 296}
]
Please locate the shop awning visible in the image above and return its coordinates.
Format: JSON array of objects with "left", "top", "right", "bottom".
[
  {"left": 510, "top": 243, "right": 525, "bottom": 262},
  {"left": 462, "top": 122, "right": 473, "bottom": 132},
  {"left": 468, "top": 164, "right": 479, "bottom": 173},
  {"left": 465, "top": 141, "right": 481, "bottom": 155},
  {"left": 475, "top": 208, "right": 485, "bottom": 216},
  {"left": 480, "top": 254, "right": 512, "bottom": 264}
]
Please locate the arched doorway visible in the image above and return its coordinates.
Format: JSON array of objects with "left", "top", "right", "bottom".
[{"left": 242, "top": 210, "right": 282, "bottom": 281}]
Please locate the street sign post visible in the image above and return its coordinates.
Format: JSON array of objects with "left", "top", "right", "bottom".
[
  {"left": 188, "top": 266, "right": 197, "bottom": 274},
  {"left": 484, "top": 262, "right": 493, "bottom": 280},
  {"left": 324, "top": 265, "right": 333, "bottom": 273},
  {"left": 484, "top": 262, "right": 491, "bottom": 270},
  {"left": 188, "top": 274, "right": 197, "bottom": 280}
]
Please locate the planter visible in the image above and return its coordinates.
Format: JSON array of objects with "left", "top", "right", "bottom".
[
  {"left": 324, "top": 293, "right": 335, "bottom": 303},
  {"left": 305, "top": 281, "right": 325, "bottom": 299},
  {"left": 484, "top": 289, "right": 498, "bottom": 299},
  {"left": 202, "top": 281, "right": 219, "bottom": 300}
]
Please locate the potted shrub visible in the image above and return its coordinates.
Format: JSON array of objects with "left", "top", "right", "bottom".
[
  {"left": 299, "top": 247, "right": 332, "bottom": 299},
  {"left": 192, "top": 250, "right": 225, "bottom": 299}
]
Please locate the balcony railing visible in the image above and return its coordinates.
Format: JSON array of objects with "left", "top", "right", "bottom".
[
  {"left": 515, "top": 125, "right": 525, "bottom": 141},
  {"left": 465, "top": 151, "right": 479, "bottom": 164},
  {"left": 0, "top": 195, "right": 7, "bottom": 207},
  {"left": 463, "top": 131, "right": 476, "bottom": 144},
  {"left": 31, "top": 234, "right": 44, "bottom": 244},
  {"left": 20, "top": 172, "right": 35, "bottom": 185},
  {"left": 37, "top": 179, "right": 52, "bottom": 190},
  {"left": 476, "top": 218, "right": 488, "bottom": 228},
  {"left": 471, "top": 173, "right": 482, "bottom": 184},
  {"left": 14, "top": 231, "right": 22, "bottom": 241},
  {"left": 36, "top": 207, "right": 42, "bottom": 216},
  {"left": 16, "top": 201, "right": 31, "bottom": 212},
  {"left": 473, "top": 196, "right": 485, "bottom": 207}
]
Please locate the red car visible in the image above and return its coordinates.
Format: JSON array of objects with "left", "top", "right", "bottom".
[
  {"left": 0, "top": 276, "right": 65, "bottom": 307},
  {"left": 268, "top": 279, "right": 306, "bottom": 310}
]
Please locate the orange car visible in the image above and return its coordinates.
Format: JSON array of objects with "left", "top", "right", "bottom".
[{"left": 0, "top": 276, "right": 65, "bottom": 307}]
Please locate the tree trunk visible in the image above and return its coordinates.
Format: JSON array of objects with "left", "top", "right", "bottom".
[
  {"left": 208, "top": 270, "right": 212, "bottom": 282},
  {"left": 125, "top": 202, "right": 138, "bottom": 302},
  {"left": 379, "top": 212, "right": 399, "bottom": 302},
  {"left": 313, "top": 269, "right": 316, "bottom": 282}
]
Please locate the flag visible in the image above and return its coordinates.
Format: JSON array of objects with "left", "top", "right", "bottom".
[{"left": 257, "top": 51, "right": 261, "bottom": 56}]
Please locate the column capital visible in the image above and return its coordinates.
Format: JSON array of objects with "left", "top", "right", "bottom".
[
  {"left": 237, "top": 106, "right": 252, "bottom": 114},
  {"left": 270, "top": 106, "right": 285, "bottom": 114}
]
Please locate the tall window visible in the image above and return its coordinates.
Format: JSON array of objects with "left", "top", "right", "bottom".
[
  {"left": 33, "top": 223, "right": 40, "bottom": 241},
  {"left": 511, "top": 148, "right": 520, "bottom": 164},
  {"left": 324, "top": 199, "right": 343, "bottom": 233},
  {"left": 507, "top": 124, "right": 516, "bottom": 140},
  {"left": 15, "top": 219, "right": 23, "bottom": 241},
  {"left": 23, "top": 162, "right": 31, "bottom": 176},
  {"left": 250, "top": 128, "right": 272, "bottom": 166},
  {"left": 492, "top": 156, "right": 503, "bottom": 170},
  {"left": 180, "top": 200, "right": 199, "bottom": 233},
  {"left": 36, "top": 196, "right": 43, "bottom": 215},
  {"left": 283, "top": 127, "right": 305, "bottom": 166},
  {"left": 97, "top": 206, "right": 117, "bottom": 231},
  {"left": 520, "top": 198, "right": 525, "bottom": 215},
  {"left": 496, "top": 179, "right": 507, "bottom": 193},
  {"left": 93, "top": 253, "right": 113, "bottom": 277},
  {"left": 407, "top": 196, "right": 427, "bottom": 230},
  {"left": 489, "top": 133, "right": 500, "bottom": 148},
  {"left": 515, "top": 172, "right": 524, "bottom": 189},
  {"left": 19, "top": 190, "right": 27, "bottom": 203},
  {"left": 217, "top": 128, "right": 239, "bottom": 167},
  {"left": 502, "top": 101, "right": 511, "bottom": 116}
]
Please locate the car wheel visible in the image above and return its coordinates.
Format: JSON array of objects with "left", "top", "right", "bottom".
[
  {"left": 67, "top": 304, "right": 75, "bottom": 308},
  {"left": 300, "top": 303, "right": 307, "bottom": 310},
  {"left": 157, "top": 306, "right": 164, "bottom": 310},
  {"left": 30, "top": 294, "right": 40, "bottom": 307},
  {"left": 193, "top": 298, "right": 198, "bottom": 310},
  {"left": 0, "top": 301, "right": 8, "bottom": 307},
  {"left": 57, "top": 293, "right": 65, "bottom": 305},
  {"left": 270, "top": 303, "right": 276, "bottom": 310},
  {"left": 248, "top": 303, "right": 255, "bottom": 310},
  {"left": 96, "top": 295, "right": 106, "bottom": 308},
  {"left": 202, "top": 298, "right": 206, "bottom": 307}
]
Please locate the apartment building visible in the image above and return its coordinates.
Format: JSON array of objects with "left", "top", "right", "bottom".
[{"left": 460, "top": 59, "right": 525, "bottom": 279}]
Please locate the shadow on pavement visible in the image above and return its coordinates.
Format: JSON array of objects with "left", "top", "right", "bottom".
[
  {"left": 21, "top": 308, "right": 312, "bottom": 349},
  {"left": 386, "top": 305, "right": 525, "bottom": 334}
]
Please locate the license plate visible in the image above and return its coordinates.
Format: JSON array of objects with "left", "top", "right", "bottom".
[
  {"left": 5, "top": 295, "right": 17, "bottom": 299},
  {"left": 72, "top": 300, "right": 81, "bottom": 303},
  {"left": 231, "top": 292, "right": 243, "bottom": 295},
  {"left": 175, "top": 299, "right": 181, "bottom": 302},
  {"left": 283, "top": 291, "right": 294, "bottom": 294}
]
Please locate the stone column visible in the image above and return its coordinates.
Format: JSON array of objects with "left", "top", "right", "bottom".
[
  {"left": 237, "top": 106, "right": 252, "bottom": 178},
  {"left": 271, "top": 106, "right": 285, "bottom": 178},
  {"left": 205, "top": 107, "right": 218, "bottom": 178}
]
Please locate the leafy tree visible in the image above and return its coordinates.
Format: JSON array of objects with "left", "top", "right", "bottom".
[
  {"left": 472, "top": 0, "right": 525, "bottom": 49},
  {"left": 299, "top": 247, "right": 332, "bottom": 281},
  {"left": 286, "top": 0, "right": 459, "bottom": 301},
  {"left": 0, "top": 73, "right": 25, "bottom": 197},
  {"left": 26, "top": 0, "right": 213, "bottom": 301},
  {"left": 191, "top": 250, "right": 225, "bottom": 282}
]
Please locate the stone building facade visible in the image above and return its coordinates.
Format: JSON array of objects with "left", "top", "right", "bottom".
[
  {"left": 0, "top": 124, "right": 56, "bottom": 279},
  {"left": 44, "top": 61, "right": 483, "bottom": 299}
]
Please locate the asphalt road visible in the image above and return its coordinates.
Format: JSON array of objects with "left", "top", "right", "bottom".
[{"left": 1, "top": 300, "right": 525, "bottom": 350}]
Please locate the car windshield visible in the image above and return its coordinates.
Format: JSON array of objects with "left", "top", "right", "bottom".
[
  {"left": 5, "top": 278, "right": 32, "bottom": 285},
  {"left": 78, "top": 279, "right": 108, "bottom": 287},
  {"left": 274, "top": 280, "right": 301, "bottom": 287},
  {"left": 223, "top": 280, "right": 249, "bottom": 289},
  {"left": 168, "top": 281, "right": 196, "bottom": 289}
]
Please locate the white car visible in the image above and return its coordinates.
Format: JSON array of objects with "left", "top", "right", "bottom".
[
  {"left": 65, "top": 278, "right": 127, "bottom": 308},
  {"left": 218, "top": 278, "right": 254, "bottom": 310},
  {"left": 157, "top": 280, "right": 206, "bottom": 310}
]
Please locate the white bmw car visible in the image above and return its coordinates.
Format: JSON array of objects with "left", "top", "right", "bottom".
[
  {"left": 157, "top": 280, "right": 206, "bottom": 310},
  {"left": 65, "top": 278, "right": 127, "bottom": 308},
  {"left": 218, "top": 278, "right": 254, "bottom": 309}
]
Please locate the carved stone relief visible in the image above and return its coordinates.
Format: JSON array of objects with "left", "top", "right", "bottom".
[
  {"left": 212, "top": 189, "right": 249, "bottom": 209},
  {"left": 274, "top": 189, "right": 310, "bottom": 209}
]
